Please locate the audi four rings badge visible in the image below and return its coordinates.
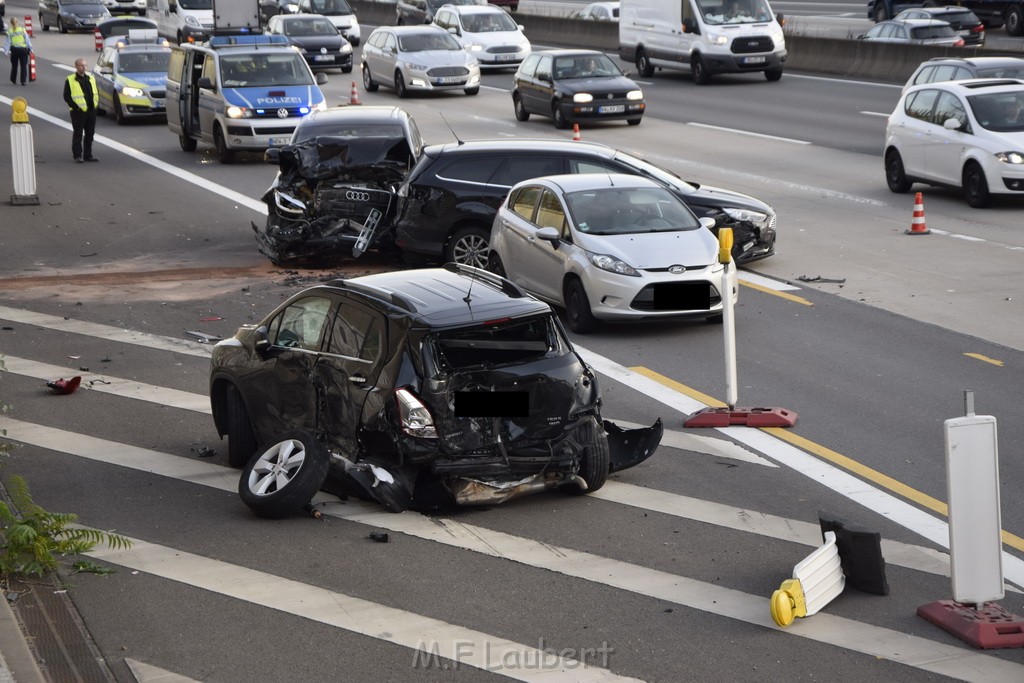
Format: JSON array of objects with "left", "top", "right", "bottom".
[{"left": 346, "top": 191, "right": 370, "bottom": 202}]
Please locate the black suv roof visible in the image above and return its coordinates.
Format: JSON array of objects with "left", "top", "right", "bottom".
[
  {"left": 423, "top": 138, "right": 617, "bottom": 158},
  {"left": 329, "top": 265, "right": 552, "bottom": 328}
]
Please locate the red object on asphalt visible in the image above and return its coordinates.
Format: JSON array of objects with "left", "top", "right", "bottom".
[
  {"left": 684, "top": 406, "right": 798, "bottom": 428},
  {"left": 918, "top": 600, "right": 1024, "bottom": 649},
  {"left": 46, "top": 376, "right": 82, "bottom": 395}
]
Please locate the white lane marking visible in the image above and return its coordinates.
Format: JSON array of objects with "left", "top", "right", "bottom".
[
  {"left": 861, "top": 111, "right": 891, "bottom": 117},
  {"left": 0, "top": 356, "right": 211, "bottom": 414},
  {"left": 124, "top": 659, "right": 201, "bottom": 683},
  {"left": 782, "top": 73, "right": 902, "bottom": 89},
  {"left": 610, "top": 419, "right": 775, "bottom": 466},
  {"left": 0, "top": 417, "right": 970, "bottom": 582},
  {"left": 7, "top": 418, "right": 1022, "bottom": 680},
  {"left": 0, "top": 305, "right": 212, "bottom": 358},
  {"left": 737, "top": 271, "right": 802, "bottom": 292},
  {"left": 0, "top": 96, "right": 267, "bottom": 216},
  {"left": 86, "top": 535, "right": 633, "bottom": 682},
  {"left": 686, "top": 122, "right": 812, "bottom": 145}
]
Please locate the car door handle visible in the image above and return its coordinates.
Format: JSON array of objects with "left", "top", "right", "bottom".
[{"left": 349, "top": 375, "right": 367, "bottom": 384}]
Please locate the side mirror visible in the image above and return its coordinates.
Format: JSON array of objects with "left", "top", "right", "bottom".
[
  {"left": 197, "top": 76, "right": 213, "bottom": 89},
  {"left": 681, "top": 18, "right": 694, "bottom": 34},
  {"left": 699, "top": 216, "right": 716, "bottom": 230},
  {"left": 316, "top": 72, "right": 328, "bottom": 84},
  {"left": 536, "top": 226, "right": 561, "bottom": 245},
  {"left": 254, "top": 325, "right": 271, "bottom": 356},
  {"left": 517, "top": 24, "right": 524, "bottom": 31},
  {"left": 776, "top": 12, "right": 785, "bottom": 27},
  {"left": 264, "top": 147, "right": 281, "bottom": 164},
  {"left": 447, "top": 26, "right": 458, "bottom": 35},
  {"left": 943, "top": 117, "right": 963, "bottom": 131},
  {"left": 99, "top": 67, "right": 113, "bottom": 75}
]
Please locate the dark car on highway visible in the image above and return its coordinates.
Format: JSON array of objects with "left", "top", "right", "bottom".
[
  {"left": 396, "top": 0, "right": 481, "bottom": 25},
  {"left": 894, "top": 6, "right": 986, "bottom": 44},
  {"left": 903, "top": 55, "right": 1024, "bottom": 93},
  {"left": 394, "top": 139, "right": 777, "bottom": 268},
  {"left": 209, "top": 264, "right": 663, "bottom": 518},
  {"left": 265, "top": 13, "right": 353, "bottom": 73},
  {"left": 38, "top": 0, "right": 111, "bottom": 33},
  {"left": 512, "top": 49, "right": 645, "bottom": 128}
]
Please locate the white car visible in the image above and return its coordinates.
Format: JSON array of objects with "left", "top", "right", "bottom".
[
  {"left": 361, "top": 25, "right": 481, "bottom": 97},
  {"left": 489, "top": 174, "right": 736, "bottom": 333},
  {"left": 884, "top": 78, "right": 1024, "bottom": 208},
  {"left": 576, "top": 2, "right": 619, "bottom": 21},
  {"left": 297, "top": 0, "right": 360, "bottom": 45},
  {"left": 432, "top": 4, "right": 530, "bottom": 69}
]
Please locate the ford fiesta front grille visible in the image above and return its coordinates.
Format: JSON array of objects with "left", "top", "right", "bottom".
[
  {"left": 487, "top": 45, "right": 519, "bottom": 54},
  {"left": 732, "top": 36, "right": 774, "bottom": 54}
]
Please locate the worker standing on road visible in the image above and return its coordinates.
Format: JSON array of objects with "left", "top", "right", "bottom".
[
  {"left": 5, "top": 16, "right": 32, "bottom": 86},
  {"left": 63, "top": 58, "right": 100, "bottom": 163}
]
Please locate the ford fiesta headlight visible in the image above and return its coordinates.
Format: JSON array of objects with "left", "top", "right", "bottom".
[
  {"left": 588, "top": 252, "right": 639, "bottom": 276},
  {"left": 573, "top": 93, "right": 594, "bottom": 103},
  {"left": 226, "top": 106, "right": 252, "bottom": 119},
  {"left": 995, "top": 151, "right": 1024, "bottom": 164},
  {"left": 121, "top": 86, "right": 144, "bottom": 98},
  {"left": 723, "top": 207, "right": 770, "bottom": 227},
  {"left": 626, "top": 89, "right": 643, "bottom": 101},
  {"left": 707, "top": 32, "right": 729, "bottom": 46}
]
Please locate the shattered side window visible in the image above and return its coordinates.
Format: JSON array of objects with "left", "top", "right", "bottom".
[
  {"left": 433, "top": 315, "right": 567, "bottom": 370},
  {"left": 270, "top": 296, "right": 332, "bottom": 351},
  {"left": 327, "top": 303, "right": 384, "bottom": 363}
]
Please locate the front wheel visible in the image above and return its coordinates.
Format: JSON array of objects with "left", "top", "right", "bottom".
[
  {"left": 40, "top": 14, "right": 50, "bottom": 31},
  {"left": 885, "top": 149, "right": 912, "bottom": 193},
  {"left": 635, "top": 47, "right": 653, "bottom": 78},
  {"left": 342, "top": 65, "right": 353, "bottom": 74},
  {"left": 214, "top": 125, "right": 235, "bottom": 164},
  {"left": 765, "top": 67, "right": 783, "bottom": 82},
  {"left": 873, "top": 4, "right": 887, "bottom": 22},
  {"left": 445, "top": 226, "right": 491, "bottom": 268},
  {"left": 552, "top": 101, "right": 570, "bottom": 129},
  {"left": 362, "top": 63, "right": 378, "bottom": 92},
  {"left": 1006, "top": 6, "right": 1024, "bottom": 36},
  {"left": 513, "top": 93, "right": 530, "bottom": 121},
  {"left": 395, "top": 70, "right": 408, "bottom": 98},
  {"left": 626, "top": 117, "right": 641, "bottom": 126},
  {"left": 563, "top": 417, "right": 609, "bottom": 495},
  {"left": 58, "top": 17, "right": 67, "bottom": 33},
  {"left": 464, "top": 86, "right": 479, "bottom": 96},
  {"left": 692, "top": 55, "right": 711, "bottom": 85},
  {"left": 113, "top": 94, "right": 126, "bottom": 125},
  {"left": 239, "top": 431, "right": 330, "bottom": 519},
  {"left": 963, "top": 162, "right": 991, "bottom": 208},
  {"left": 564, "top": 278, "right": 598, "bottom": 334},
  {"left": 487, "top": 252, "right": 506, "bottom": 278}
]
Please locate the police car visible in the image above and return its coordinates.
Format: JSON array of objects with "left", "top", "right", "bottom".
[
  {"left": 94, "top": 40, "right": 171, "bottom": 124},
  {"left": 166, "top": 34, "right": 328, "bottom": 164}
]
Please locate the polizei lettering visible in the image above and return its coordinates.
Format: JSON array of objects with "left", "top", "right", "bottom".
[{"left": 254, "top": 96, "right": 303, "bottom": 105}]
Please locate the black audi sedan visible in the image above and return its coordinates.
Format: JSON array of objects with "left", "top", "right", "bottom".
[
  {"left": 512, "top": 49, "right": 645, "bottom": 128},
  {"left": 265, "top": 12, "right": 353, "bottom": 73}
]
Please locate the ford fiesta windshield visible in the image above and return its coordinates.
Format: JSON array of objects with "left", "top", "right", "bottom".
[
  {"left": 567, "top": 188, "right": 701, "bottom": 235},
  {"left": 219, "top": 55, "right": 314, "bottom": 87}
]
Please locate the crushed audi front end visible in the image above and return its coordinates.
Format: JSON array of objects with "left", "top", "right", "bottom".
[{"left": 253, "top": 134, "right": 413, "bottom": 264}]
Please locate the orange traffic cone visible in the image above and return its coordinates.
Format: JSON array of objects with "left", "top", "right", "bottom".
[
  {"left": 905, "top": 192, "right": 930, "bottom": 235},
  {"left": 350, "top": 81, "right": 361, "bottom": 105},
  {"left": 94, "top": 27, "right": 103, "bottom": 51},
  {"left": 572, "top": 123, "right": 581, "bottom": 141},
  {"left": 29, "top": 52, "right": 36, "bottom": 82}
]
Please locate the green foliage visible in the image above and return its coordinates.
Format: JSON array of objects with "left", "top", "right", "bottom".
[
  {"left": 0, "top": 475, "right": 133, "bottom": 578},
  {"left": 72, "top": 560, "right": 116, "bottom": 575}
]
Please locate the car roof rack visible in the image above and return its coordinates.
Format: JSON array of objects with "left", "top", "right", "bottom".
[
  {"left": 330, "top": 279, "right": 419, "bottom": 313},
  {"left": 961, "top": 79, "right": 1024, "bottom": 89},
  {"left": 443, "top": 262, "right": 529, "bottom": 299}
]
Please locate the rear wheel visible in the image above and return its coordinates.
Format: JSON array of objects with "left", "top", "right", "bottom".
[
  {"left": 226, "top": 386, "right": 259, "bottom": 468},
  {"left": 564, "top": 277, "right": 598, "bottom": 334},
  {"left": 214, "top": 124, "right": 235, "bottom": 164},
  {"left": 963, "top": 162, "right": 991, "bottom": 208},
  {"left": 238, "top": 431, "right": 330, "bottom": 519},
  {"left": 692, "top": 55, "right": 711, "bottom": 85},
  {"left": 765, "top": 67, "right": 783, "bottom": 82},
  {"left": 40, "top": 14, "right": 50, "bottom": 31},
  {"left": 563, "top": 417, "right": 609, "bottom": 495},
  {"left": 362, "top": 63, "right": 378, "bottom": 91},
  {"left": 1006, "top": 6, "right": 1024, "bottom": 36},
  {"left": 179, "top": 134, "right": 197, "bottom": 152},
  {"left": 513, "top": 93, "right": 530, "bottom": 121},
  {"left": 635, "top": 47, "right": 653, "bottom": 77},
  {"left": 395, "top": 70, "right": 408, "bottom": 98},
  {"left": 873, "top": 4, "right": 887, "bottom": 22},
  {"left": 552, "top": 101, "right": 570, "bottom": 129},
  {"left": 445, "top": 226, "right": 491, "bottom": 268},
  {"left": 885, "top": 149, "right": 912, "bottom": 193}
]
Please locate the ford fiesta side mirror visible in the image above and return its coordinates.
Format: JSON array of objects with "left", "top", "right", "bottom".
[
  {"left": 536, "top": 226, "right": 561, "bottom": 246},
  {"left": 943, "top": 118, "right": 963, "bottom": 131},
  {"left": 699, "top": 217, "right": 716, "bottom": 230}
]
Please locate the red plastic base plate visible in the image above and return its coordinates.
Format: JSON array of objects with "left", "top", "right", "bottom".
[
  {"left": 684, "top": 407, "right": 797, "bottom": 428},
  {"left": 917, "top": 600, "right": 1024, "bottom": 649}
]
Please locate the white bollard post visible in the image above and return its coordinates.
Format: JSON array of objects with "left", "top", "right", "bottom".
[
  {"left": 9, "top": 97, "right": 40, "bottom": 206},
  {"left": 718, "top": 228, "right": 738, "bottom": 409}
]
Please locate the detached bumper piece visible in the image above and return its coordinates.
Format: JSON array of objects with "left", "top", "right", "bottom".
[{"left": 684, "top": 406, "right": 797, "bottom": 428}]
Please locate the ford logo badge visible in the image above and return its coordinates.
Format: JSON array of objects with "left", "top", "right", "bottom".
[{"left": 669, "top": 265, "right": 686, "bottom": 274}]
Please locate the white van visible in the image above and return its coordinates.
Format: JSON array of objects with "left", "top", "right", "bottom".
[
  {"left": 619, "top": 0, "right": 786, "bottom": 84},
  {"left": 297, "top": 0, "right": 360, "bottom": 45},
  {"left": 146, "top": 0, "right": 214, "bottom": 44}
]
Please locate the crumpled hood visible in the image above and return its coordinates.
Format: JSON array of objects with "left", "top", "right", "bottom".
[
  {"left": 277, "top": 135, "right": 413, "bottom": 183},
  {"left": 573, "top": 230, "right": 718, "bottom": 270}
]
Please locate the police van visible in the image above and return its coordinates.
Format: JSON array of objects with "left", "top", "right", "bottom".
[{"left": 165, "top": 34, "right": 328, "bottom": 163}]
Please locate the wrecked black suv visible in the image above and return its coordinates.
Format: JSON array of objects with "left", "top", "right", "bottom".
[
  {"left": 210, "top": 264, "right": 663, "bottom": 518},
  {"left": 253, "top": 106, "right": 424, "bottom": 265}
]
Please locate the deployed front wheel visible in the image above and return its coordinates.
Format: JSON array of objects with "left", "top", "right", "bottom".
[
  {"left": 564, "top": 278, "right": 598, "bottom": 334},
  {"left": 563, "top": 417, "right": 609, "bottom": 495},
  {"left": 239, "top": 431, "right": 330, "bottom": 519}
]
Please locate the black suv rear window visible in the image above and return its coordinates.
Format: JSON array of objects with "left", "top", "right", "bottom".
[{"left": 433, "top": 316, "right": 566, "bottom": 370}]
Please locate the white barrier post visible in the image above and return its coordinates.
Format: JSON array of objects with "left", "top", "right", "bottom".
[{"left": 10, "top": 97, "right": 40, "bottom": 206}]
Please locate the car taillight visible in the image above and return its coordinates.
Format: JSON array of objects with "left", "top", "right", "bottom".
[
  {"left": 954, "top": 38, "right": 965, "bottom": 46},
  {"left": 396, "top": 387, "right": 436, "bottom": 438},
  {"left": 972, "top": 25, "right": 985, "bottom": 33}
]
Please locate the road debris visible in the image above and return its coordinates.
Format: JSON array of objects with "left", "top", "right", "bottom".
[
  {"left": 798, "top": 275, "right": 846, "bottom": 284},
  {"left": 46, "top": 376, "right": 82, "bottom": 395}
]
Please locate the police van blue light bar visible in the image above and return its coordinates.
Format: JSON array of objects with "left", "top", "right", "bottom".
[{"left": 209, "top": 35, "right": 289, "bottom": 48}]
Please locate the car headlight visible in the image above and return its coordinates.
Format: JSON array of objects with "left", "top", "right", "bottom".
[
  {"left": 626, "top": 89, "right": 643, "bottom": 101},
  {"left": 314, "top": 101, "right": 327, "bottom": 111},
  {"left": 121, "top": 86, "right": 144, "bottom": 98},
  {"left": 404, "top": 61, "right": 430, "bottom": 71},
  {"left": 707, "top": 32, "right": 729, "bottom": 46},
  {"left": 995, "top": 151, "right": 1024, "bottom": 164},
  {"left": 226, "top": 106, "right": 252, "bottom": 118},
  {"left": 185, "top": 15, "right": 199, "bottom": 27},
  {"left": 723, "top": 207, "right": 770, "bottom": 227},
  {"left": 573, "top": 93, "right": 594, "bottom": 103},
  {"left": 341, "top": 42, "right": 353, "bottom": 54},
  {"left": 588, "top": 252, "right": 639, "bottom": 276},
  {"left": 519, "top": 40, "right": 530, "bottom": 51},
  {"left": 466, "top": 43, "right": 484, "bottom": 51}
]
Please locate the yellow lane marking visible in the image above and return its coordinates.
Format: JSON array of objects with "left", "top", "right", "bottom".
[
  {"left": 964, "top": 352, "right": 1004, "bottom": 367},
  {"left": 740, "top": 280, "right": 814, "bottom": 306},
  {"left": 632, "top": 366, "right": 1024, "bottom": 554}
]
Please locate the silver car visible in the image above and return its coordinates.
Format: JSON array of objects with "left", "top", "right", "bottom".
[
  {"left": 489, "top": 174, "right": 737, "bottom": 334},
  {"left": 361, "top": 25, "right": 481, "bottom": 97}
]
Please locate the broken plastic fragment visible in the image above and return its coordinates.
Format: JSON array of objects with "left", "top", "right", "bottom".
[
  {"left": 368, "top": 531, "right": 389, "bottom": 543},
  {"left": 368, "top": 464, "right": 395, "bottom": 487},
  {"left": 199, "top": 316, "right": 223, "bottom": 322},
  {"left": 46, "top": 376, "right": 82, "bottom": 395},
  {"left": 185, "top": 331, "right": 224, "bottom": 344}
]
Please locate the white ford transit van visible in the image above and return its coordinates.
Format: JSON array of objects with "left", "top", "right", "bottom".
[
  {"left": 619, "top": 0, "right": 786, "bottom": 84},
  {"left": 147, "top": 0, "right": 214, "bottom": 44}
]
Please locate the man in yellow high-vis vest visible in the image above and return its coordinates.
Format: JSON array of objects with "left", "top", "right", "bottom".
[
  {"left": 62, "top": 57, "right": 99, "bottom": 163},
  {"left": 4, "top": 16, "right": 32, "bottom": 86}
]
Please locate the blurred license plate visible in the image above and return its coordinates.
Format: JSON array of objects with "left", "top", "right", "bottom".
[
  {"left": 743, "top": 56, "right": 766, "bottom": 64},
  {"left": 494, "top": 53, "right": 517, "bottom": 61},
  {"left": 599, "top": 104, "right": 625, "bottom": 113},
  {"left": 436, "top": 77, "right": 465, "bottom": 84},
  {"left": 314, "top": 55, "right": 334, "bottom": 62},
  {"left": 269, "top": 137, "right": 291, "bottom": 146}
]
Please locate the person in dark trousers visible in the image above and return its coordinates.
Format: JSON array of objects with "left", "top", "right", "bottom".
[
  {"left": 5, "top": 16, "right": 32, "bottom": 86},
  {"left": 63, "top": 57, "right": 99, "bottom": 163}
]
